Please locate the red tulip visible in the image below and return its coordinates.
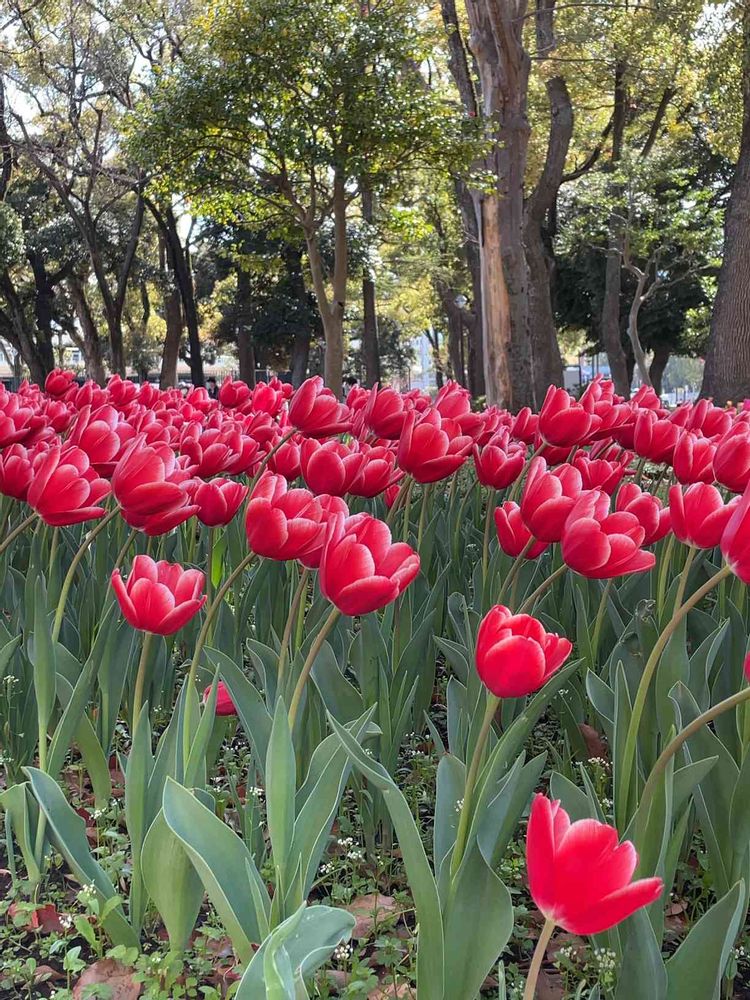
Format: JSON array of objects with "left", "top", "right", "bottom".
[
  {"left": 632, "top": 410, "right": 679, "bottom": 465},
  {"left": 268, "top": 434, "right": 303, "bottom": 481},
  {"left": 572, "top": 453, "right": 630, "bottom": 494},
  {"left": 397, "top": 409, "right": 473, "bottom": 483},
  {"left": 319, "top": 512, "right": 420, "bottom": 615},
  {"left": 299, "top": 495, "right": 350, "bottom": 569},
  {"left": 721, "top": 483, "right": 750, "bottom": 583},
  {"left": 180, "top": 424, "right": 243, "bottom": 478},
  {"left": 44, "top": 368, "right": 76, "bottom": 398},
  {"left": 27, "top": 445, "right": 110, "bottom": 526},
  {"left": 685, "top": 397, "right": 733, "bottom": 439},
  {"left": 245, "top": 472, "right": 325, "bottom": 560},
  {"left": 204, "top": 680, "right": 237, "bottom": 716},
  {"left": 434, "top": 381, "right": 484, "bottom": 438},
  {"left": 364, "top": 384, "right": 412, "bottom": 439},
  {"left": 672, "top": 430, "right": 716, "bottom": 485},
  {"left": 384, "top": 483, "right": 400, "bottom": 509},
  {"left": 714, "top": 423, "right": 750, "bottom": 494},
  {"left": 538, "top": 386, "right": 601, "bottom": 447},
  {"left": 0, "top": 391, "right": 45, "bottom": 448},
  {"left": 520, "top": 457, "right": 582, "bottom": 543},
  {"left": 526, "top": 794, "right": 662, "bottom": 935},
  {"left": 562, "top": 491, "right": 656, "bottom": 578},
  {"left": 288, "top": 376, "right": 350, "bottom": 437},
  {"left": 475, "top": 605, "right": 571, "bottom": 698},
  {"left": 67, "top": 405, "right": 122, "bottom": 470},
  {"left": 669, "top": 483, "right": 738, "bottom": 550},
  {"left": 473, "top": 431, "right": 526, "bottom": 490},
  {"left": 494, "top": 502, "right": 548, "bottom": 559},
  {"left": 510, "top": 407, "right": 538, "bottom": 445},
  {"left": 0, "top": 443, "right": 37, "bottom": 501},
  {"left": 615, "top": 483, "right": 671, "bottom": 545},
  {"left": 300, "top": 438, "right": 366, "bottom": 496},
  {"left": 218, "top": 377, "right": 253, "bottom": 411},
  {"left": 250, "top": 380, "right": 286, "bottom": 418},
  {"left": 348, "top": 444, "right": 401, "bottom": 499},
  {"left": 111, "top": 555, "right": 206, "bottom": 635},
  {"left": 189, "top": 478, "right": 248, "bottom": 527}
]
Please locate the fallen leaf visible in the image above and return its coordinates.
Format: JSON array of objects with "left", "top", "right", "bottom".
[
  {"left": 537, "top": 969, "right": 565, "bottom": 1000},
  {"left": 33, "top": 964, "right": 65, "bottom": 984},
  {"left": 367, "top": 983, "right": 414, "bottom": 999},
  {"left": 345, "top": 894, "right": 398, "bottom": 939},
  {"left": 36, "top": 903, "right": 66, "bottom": 934},
  {"left": 578, "top": 723, "right": 608, "bottom": 760},
  {"left": 73, "top": 959, "right": 142, "bottom": 1000}
]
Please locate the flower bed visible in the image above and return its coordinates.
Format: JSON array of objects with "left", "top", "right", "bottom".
[{"left": 0, "top": 371, "right": 748, "bottom": 998}]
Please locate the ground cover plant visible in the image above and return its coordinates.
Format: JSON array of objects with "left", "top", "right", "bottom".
[{"left": 1, "top": 372, "right": 750, "bottom": 998}]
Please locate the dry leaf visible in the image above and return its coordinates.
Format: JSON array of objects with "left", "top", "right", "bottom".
[
  {"left": 578, "top": 723, "right": 608, "bottom": 760},
  {"left": 73, "top": 959, "right": 142, "bottom": 1000},
  {"left": 367, "top": 982, "right": 414, "bottom": 999}
]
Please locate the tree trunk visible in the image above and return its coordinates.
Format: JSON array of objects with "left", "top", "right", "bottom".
[
  {"left": 600, "top": 61, "right": 631, "bottom": 398},
  {"left": 235, "top": 267, "right": 256, "bottom": 386},
  {"left": 524, "top": 0, "right": 570, "bottom": 403},
  {"left": 284, "top": 247, "right": 311, "bottom": 387},
  {"left": 165, "top": 207, "right": 204, "bottom": 386},
  {"left": 0, "top": 271, "right": 51, "bottom": 384},
  {"left": 476, "top": 192, "right": 512, "bottom": 406},
  {"left": 361, "top": 187, "right": 380, "bottom": 387},
  {"left": 425, "top": 327, "right": 444, "bottom": 389},
  {"left": 625, "top": 268, "right": 652, "bottom": 387},
  {"left": 67, "top": 274, "right": 106, "bottom": 383},
  {"left": 159, "top": 237, "right": 182, "bottom": 389},
  {"left": 700, "top": 4, "right": 750, "bottom": 403},
  {"left": 649, "top": 341, "right": 670, "bottom": 397}
]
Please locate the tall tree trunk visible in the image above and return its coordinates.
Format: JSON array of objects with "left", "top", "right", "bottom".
[
  {"left": 159, "top": 236, "right": 182, "bottom": 389},
  {"left": 165, "top": 207, "right": 203, "bottom": 386},
  {"left": 361, "top": 187, "right": 380, "bottom": 387},
  {"left": 235, "top": 267, "right": 256, "bottom": 386},
  {"left": 700, "top": 4, "right": 750, "bottom": 403},
  {"left": 67, "top": 274, "right": 106, "bottom": 383},
  {"left": 284, "top": 246, "right": 311, "bottom": 387},
  {"left": 600, "top": 61, "right": 631, "bottom": 397},
  {"left": 0, "top": 271, "right": 51, "bottom": 383},
  {"left": 425, "top": 327, "right": 445, "bottom": 389},
  {"left": 524, "top": 0, "right": 570, "bottom": 402},
  {"left": 649, "top": 341, "right": 670, "bottom": 397},
  {"left": 476, "top": 193, "right": 512, "bottom": 406}
]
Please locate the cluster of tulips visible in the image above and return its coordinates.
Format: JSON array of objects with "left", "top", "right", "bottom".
[{"left": 1, "top": 367, "right": 750, "bottom": 998}]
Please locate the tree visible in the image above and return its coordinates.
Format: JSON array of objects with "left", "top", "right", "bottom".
[
  {"left": 132, "top": 0, "right": 467, "bottom": 397},
  {"left": 701, "top": 1, "right": 750, "bottom": 403}
]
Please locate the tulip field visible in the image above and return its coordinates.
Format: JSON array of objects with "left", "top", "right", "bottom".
[{"left": 2, "top": 371, "right": 750, "bottom": 999}]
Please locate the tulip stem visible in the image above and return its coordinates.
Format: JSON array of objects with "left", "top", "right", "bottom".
[
  {"left": 416, "top": 483, "right": 433, "bottom": 549},
  {"left": 247, "top": 428, "right": 297, "bottom": 495},
  {"left": 288, "top": 606, "right": 341, "bottom": 729},
  {"left": 450, "top": 694, "right": 499, "bottom": 878},
  {"left": 637, "top": 685, "right": 750, "bottom": 847},
  {"left": 114, "top": 528, "right": 138, "bottom": 572},
  {"left": 615, "top": 562, "right": 732, "bottom": 826},
  {"left": 523, "top": 917, "right": 556, "bottom": 1000},
  {"left": 277, "top": 566, "right": 310, "bottom": 691},
  {"left": 0, "top": 511, "right": 37, "bottom": 559},
  {"left": 185, "top": 551, "right": 258, "bottom": 697},
  {"left": 655, "top": 533, "right": 676, "bottom": 614},
  {"left": 518, "top": 563, "right": 568, "bottom": 616},
  {"left": 498, "top": 538, "right": 535, "bottom": 608},
  {"left": 401, "top": 477, "right": 415, "bottom": 543},
  {"left": 52, "top": 507, "right": 121, "bottom": 643},
  {"left": 591, "top": 579, "right": 613, "bottom": 666},
  {"left": 206, "top": 527, "right": 215, "bottom": 607},
  {"left": 672, "top": 546, "right": 696, "bottom": 614},
  {"left": 132, "top": 631, "right": 155, "bottom": 725},
  {"left": 481, "top": 489, "right": 496, "bottom": 583},
  {"left": 386, "top": 474, "right": 413, "bottom": 526},
  {"left": 452, "top": 479, "right": 480, "bottom": 555}
]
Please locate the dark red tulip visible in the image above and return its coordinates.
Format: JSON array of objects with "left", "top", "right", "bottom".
[
  {"left": 670, "top": 483, "right": 738, "bottom": 550},
  {"left": 494, "top": 502, "right": 548, "bottom": 559},
  {"left": 319, "top": 512, "right": 420, "bottom": 615},
  {"left": 111, "top": 555, "right": 206, "bottom": 635},
  {"left": 527, "top": 794, "right": 662, "bottom": 935},
  {"left": 475, "top": 605, "right": 571, "bottom": 698}
]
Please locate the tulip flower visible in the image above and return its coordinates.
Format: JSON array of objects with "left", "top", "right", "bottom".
[
  {"left": 299, "top": 495, "right": 350, "bottom": 569},
  {"left": 572, "top": 453, "right": 630, "bottom": 494},
  {"left": 204, "top": 680, "right": 237, "bottom": 716},
  {"left": 672, "top": 430, "right": 716, "bottom": 485},
  {"left": 0, "top": 443, "right": 36, "bottom": 501},
  {"left": 511, "top": 406, "right": 538, "bottom": 445},
  {"left": 27, "top": 445, "right": 110, "bottom": 526},
  {"left": 348, "top": 444, "right": 401, "bottom": 499},
  {"left": 319, "top": 512, "right": 420, "bottom": 616},
  {"left": 520, "top": 457, "right": 582, "bottom": 543},
  {"left": 44, "top": 368, "right": 76, "bottom": 398},
  {"left": 189, "top": 478, "right": 248, "bottom": 527},
  {"left": 685, "top": 397, "right": 733, "bottom": 439},
  {"left": 561, "top": 491, "right": 655, "bottom": 579},
  {"left": 288, "top": 375, "right": 350, "bottom": 437},
  {"left": 615, "top": 483, "right": 671, "bottom": 545},
  {"left": 473, "top": 431, "right": 526, "bottom": 490},
  {"left": 632, "top": 410, "right": 679, "bottom": 465},
  {"left": 111, "top": 555, "right": 206, "bottom": 635},
  {"left": 494, "top": 502, "right": 548, "bottom": 559},
  {"left": 397, "top": 408, "right": 473, "bottom": 484},
  {"left": 669, "top": 483, "right": 738, "bottom": 550},
  {"left": 721, "top": 483, "right": 750, "bottom": 583},
  {"left": 268, "top": 434, "right": 303, "bottom": 481},
  {"left": 434, "top": 381, "right": 485, "bottom": 438},
  {"left": 538, "top": 386, "right": 601, "bottom": 447},
  {"left": 475, "top": 605, "right": 571, "bottom": 698},
  {"left": 526, "top": 794, "right": 663, "bottom": 936},
  {"left": 714, "top": 423, "right": 750, "bottom": 493},
  {"left": 364, "top": 384, "right": 412, "bottom": 439},
  {"left": 300, "top": 438, "right": 366, "bottom": 496},
  {"left": 0, "top": 391, "right": 45, "bottom": 448},
  {"left": 218, "top": 376, "right": 253, "bottom": 411},
  {"left": 245, "top": 472, "right": 325, "bottom": 560}
]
